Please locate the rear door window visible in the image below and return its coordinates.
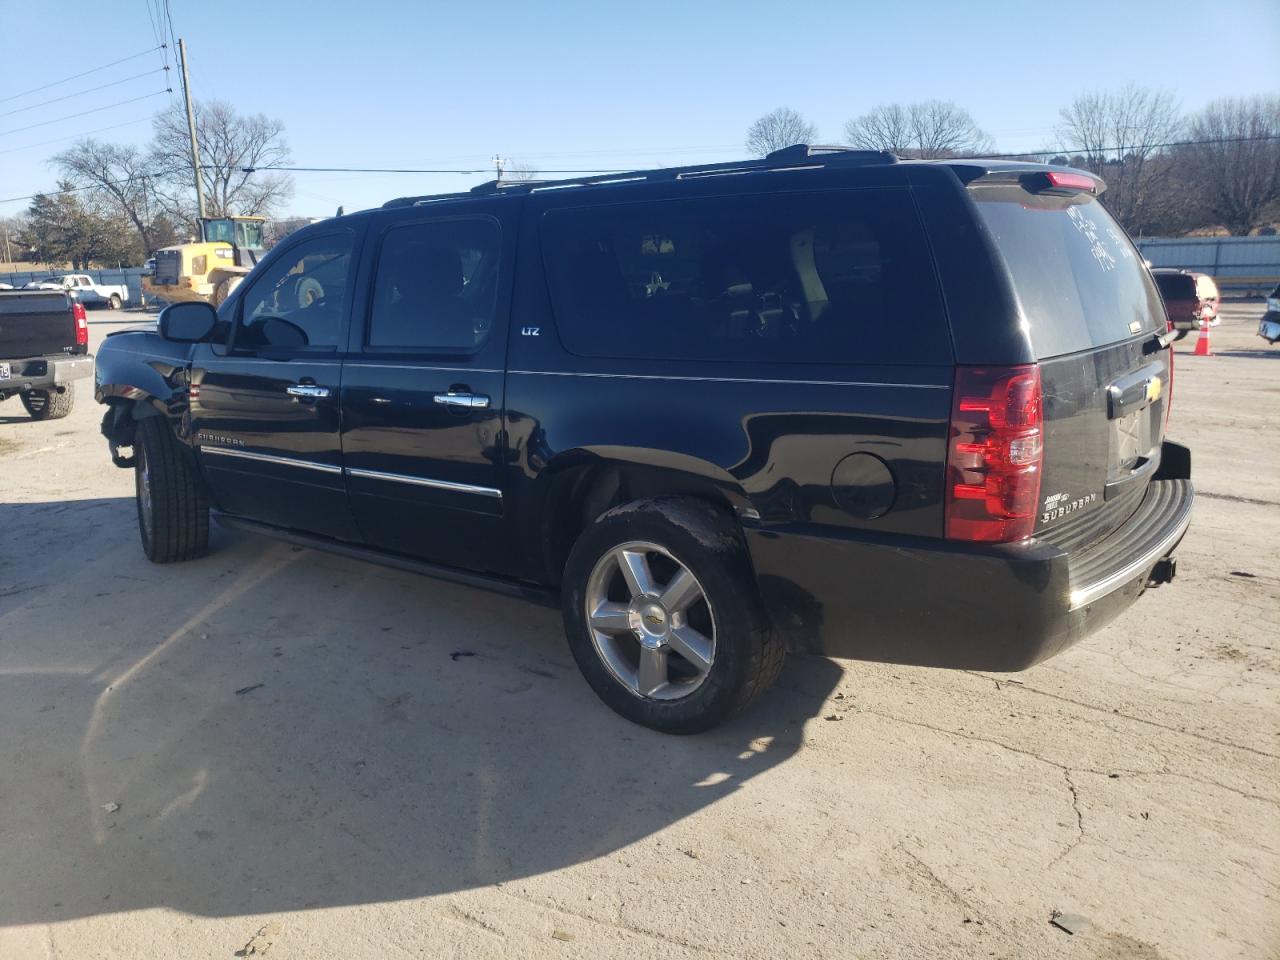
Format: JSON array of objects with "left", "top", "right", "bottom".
[
  {"left": 1154, "top": 273, "right": 1195, "bottom": 301},
  {"left": 366, "top": 217, "right": 502, "bottom": 353},
  {"left": 540, "top": 190, "right": 950, "bottom": 365},
  {"left": 969, "top": 183, "right": 1165, "bottom": 358}
]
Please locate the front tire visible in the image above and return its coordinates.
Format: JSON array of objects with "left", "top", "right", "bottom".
[
  {"left": 21, "top": 387, "right": 74, "bottom": 420},
  {"left": 135, "top": 417, "right": 210, "bottom": 563},
  {"left": 562, "top": 497, "right": 783, "bottom": 733}
]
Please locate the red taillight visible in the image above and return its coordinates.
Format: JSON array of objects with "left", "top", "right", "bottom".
[
  {"left": 945, "top": 364, "right": 1043, "bottom": 543},
  {"left": 1044, "top": 171, "right": 1097, "bottom": 194},
  {"left": 72, "top": 301, "right": 88, "bottom": 347}
]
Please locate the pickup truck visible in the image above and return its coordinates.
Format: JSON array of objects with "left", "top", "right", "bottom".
[
  {"left": 0, "top": 290, "right": 93, "bottom": 419},
  {"left": 23, "top": 273, "right": 128, "bottom": 310}
]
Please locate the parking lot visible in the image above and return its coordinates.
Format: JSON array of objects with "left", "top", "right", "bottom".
[{"left": 0, "top": 303, "right": 1276, "bottom": 959}]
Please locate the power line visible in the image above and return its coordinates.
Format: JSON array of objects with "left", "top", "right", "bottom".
[
  {"left": 986, "top": 134, "right": 1280, "bottom": 159},
  {"left": 0, "top": 68, "right": 169, "bottom": 120},
  {"left": 242, "top": 135, "right": 1280, "bottom": 179},
  {"left": 0, "top": 47, "right": 165, "bottom": 106},
  {"left": 0, "top": 117, "right": 155, "bottom": 157},
  {"left": 244, "top": 165, "right": 632, "bottom": 175},
  {"left": 0, "top": 91, "right": 172, "bottom": 138},
  {"left": 0, "top": 171, "right": 177, "bottom": 207}
]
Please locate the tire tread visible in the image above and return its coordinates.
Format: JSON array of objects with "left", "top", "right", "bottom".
[{"left": 137, "top": 417, "right": 209, "bottom": 563}]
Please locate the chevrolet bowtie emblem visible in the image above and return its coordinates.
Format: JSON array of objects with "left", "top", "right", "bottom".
[{"left": 1146, "top": 377, "right": 1163, "bottom": 403}]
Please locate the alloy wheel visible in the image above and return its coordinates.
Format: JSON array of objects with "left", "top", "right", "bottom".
[{"left": 584, "top": 540, "right": 716, "bottom": 700}]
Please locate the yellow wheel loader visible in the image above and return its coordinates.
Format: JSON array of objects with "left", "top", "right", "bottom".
[{"left": 142, "top": 216, "right": 266, "bottom": 307}]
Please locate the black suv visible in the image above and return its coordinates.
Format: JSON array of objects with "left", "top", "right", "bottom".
[{"left": 96, "top": 146, "right": 1193, "bottom": 733}]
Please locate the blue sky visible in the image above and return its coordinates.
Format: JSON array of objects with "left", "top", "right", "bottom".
[{"left": 2, "top": 0, "right": 1278, "bottom": 219}]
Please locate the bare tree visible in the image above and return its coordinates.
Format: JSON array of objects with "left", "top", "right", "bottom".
[
  {"left": 1185, "top": 95, "right": 1280, "bottom": 235},
  {"left": 53, "top": 140, "right": 165, "bottom": 254},
  {"left": 500, "top": 160, "right": 540, "bottom": 183},
  {"left": 1, "top": 215, "right": 27, "bottom": 263},
  {"left": 1057, "top": 85, "right": 1182, "bottom": 233},
  {"left": 844, "top": 101, "right": 992, "bottom": 158},
  {"left": 746, "top": 108, "right": 818, "bottom": 157},
  {"left": 149, "top": 99, "right": 294, "bottom": 228}
]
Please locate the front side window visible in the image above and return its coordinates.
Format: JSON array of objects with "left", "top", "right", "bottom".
[
  {"left": 540, "top": 190, "right": 949, "bottom": 365},
  {"left": 235, "top": 233, "right": 353, "bottom": 351},
  {"left": 366, "top": 218, "right": 501, "bottom": 352}
]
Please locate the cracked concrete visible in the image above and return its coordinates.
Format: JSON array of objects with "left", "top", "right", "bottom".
[{"left": 0, "top": 305, "right": 1276, "bottom": 959}]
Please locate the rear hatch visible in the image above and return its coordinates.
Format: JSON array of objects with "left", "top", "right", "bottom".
[
  {"left": 1152, "top": 272, "right": 1198, "bottom": 327},
  {"left": 968, "top": 174, "right": 1170, "bottom": 554},
  {"left": 0, "top": 290, "right": 78, "bottom": 359}
]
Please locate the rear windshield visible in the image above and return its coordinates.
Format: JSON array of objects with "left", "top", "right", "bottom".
[
  {"left": 969, "top": 181, "right": 1165, "bottom": 358},
  {"left": 1154, "top": 273, "right": 1195, "bottom": 300}
]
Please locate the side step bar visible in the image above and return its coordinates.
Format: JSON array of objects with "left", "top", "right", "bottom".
[{"left": 212, "top": 513, "right": 560, "bottom": 609}]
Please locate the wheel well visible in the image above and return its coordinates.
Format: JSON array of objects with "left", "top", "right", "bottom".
[
  {"left": 537, "top": 461, "right": 742, "bottom": 587},
  {"left": 100, "top": 397, "right": 165, "bottom": 467}
]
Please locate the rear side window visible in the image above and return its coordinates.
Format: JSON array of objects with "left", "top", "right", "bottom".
[
  {"left": 541, "top": 190, "right": 950, "bottom": 365},
  {"left": 1154, "top": 273, "right": 1195, "bottom": 300},
  {"left": 970, "top": 183, "right": 1164, "bottom": 358}
]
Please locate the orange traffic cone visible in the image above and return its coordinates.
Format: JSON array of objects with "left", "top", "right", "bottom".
[{"left": 1193, "top": 313, "right": 1212, "bottom": 356}]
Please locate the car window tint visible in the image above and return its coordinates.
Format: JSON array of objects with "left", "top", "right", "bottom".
[
  {"left": 1154, "top": 273, "right": 1195, "bottom": 300},
  {"left": 236, "top": 233, "right": 353, "bottom": 351},
  {"left": 540, "top": 190, "right": 949, "bottom": 365},
  {"left": 367, "top": 218, "right": 501, "bottom": 352}
]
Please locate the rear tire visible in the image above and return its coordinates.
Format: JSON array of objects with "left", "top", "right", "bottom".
[
  {"left": 109, "top": 293, "right": 122, "bottom": 309},
  {"left": 21, "top": 387, "right": 74, "bottom": 420},
  {"left": 135, "top": 417, "right": 210, "bottom": 563},
  {"left": 562, "top": 497, "right": 783, "bottom": 734}
]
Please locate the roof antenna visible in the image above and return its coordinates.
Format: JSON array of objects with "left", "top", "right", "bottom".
[{"left": 335, "top": 205, "right": 344, "bottom": 217}]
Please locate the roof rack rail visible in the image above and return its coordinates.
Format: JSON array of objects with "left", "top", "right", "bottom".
[
  {"left": 764, "top": 143, "right": 896, "bottom": 164},
  {"left": 381, "top": 144, "right": 899, "bottom": 208}
]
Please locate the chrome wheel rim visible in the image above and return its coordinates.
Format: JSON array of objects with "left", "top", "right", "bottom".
[
  {"left": 137, "top": 445, "right": 153, "bottom": 539},
  {"left": 584, "top": 540, "right": 716, "bottom": 701}
]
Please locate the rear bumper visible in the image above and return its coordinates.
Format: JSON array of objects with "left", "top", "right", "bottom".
[
  {"left": 0, "top": 355, "right": 93, "bottom": 398},
  {"left": 746, "top": 455, "right": 1193, "bottom": 672}
]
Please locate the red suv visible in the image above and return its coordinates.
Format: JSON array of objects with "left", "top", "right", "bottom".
[{"left": 1152, "top": 268, "right": 1216, "bottom": 340}]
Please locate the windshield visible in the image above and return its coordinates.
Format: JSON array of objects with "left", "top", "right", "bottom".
[
  {"left": 969, "top": 181, "right": 1165, "bottom": 359},
  {"left": 202, "top": 220, "right": 236, "bottom": 243}
]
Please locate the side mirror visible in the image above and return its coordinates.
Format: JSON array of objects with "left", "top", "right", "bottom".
[{"left": 158, "top": 301, "right": 218, "bottom": 343}]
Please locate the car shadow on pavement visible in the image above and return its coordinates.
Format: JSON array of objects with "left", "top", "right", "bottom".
[{"left": 0, "top": 496, "right": 841, "bottom": 923}]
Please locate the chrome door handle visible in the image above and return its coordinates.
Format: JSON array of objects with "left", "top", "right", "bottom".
[
  {"left": 286, "top": 384, "right": 331, "bottom": 399},
  {"left": 433, "top": 392, "right": 490, "bottom": 409}
]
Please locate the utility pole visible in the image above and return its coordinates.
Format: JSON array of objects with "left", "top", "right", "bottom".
[{"left": 178, "top": 38, "right": 207, "bottom": 224}]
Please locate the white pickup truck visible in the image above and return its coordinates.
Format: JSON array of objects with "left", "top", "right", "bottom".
[{"left": 22, "top": 273, "right": 128, "bottom": 309}]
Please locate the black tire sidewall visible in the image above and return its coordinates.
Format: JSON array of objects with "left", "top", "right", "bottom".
[
  {"left": 562, "top": 499, "right": 768, "bottom": 734},
  {"left": 135, "top": 429, "right": 158, "bottom": 561}
]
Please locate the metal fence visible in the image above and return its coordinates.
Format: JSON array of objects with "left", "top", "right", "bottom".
[
  {"left": 1134, "top": 236, "right": 1280, "bottom": 296},
  {"left": 0, "top": 267, "right": 150, "bottom": 304}
]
